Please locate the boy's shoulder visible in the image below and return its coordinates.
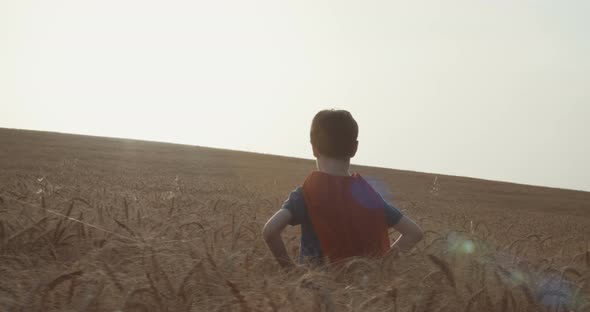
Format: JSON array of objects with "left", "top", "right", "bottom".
[
  {"left": 281, "top": 182, "right": 403, "bottom": 227},
  {"left": 281, "top": 187, "right": 306, "bottom": 225},
  {"left": 286, "top": 186, "right": 304, "bottom": 199}
]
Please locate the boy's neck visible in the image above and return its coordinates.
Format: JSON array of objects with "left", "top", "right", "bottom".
[{"left": 316, "top": 156, "right": 351, "bottom": 176}]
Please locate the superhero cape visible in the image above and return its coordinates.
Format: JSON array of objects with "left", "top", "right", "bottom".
[{"left": 301, "top": 171, "right": 390, "bottom": 263}]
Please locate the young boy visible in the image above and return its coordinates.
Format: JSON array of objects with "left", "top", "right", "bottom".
[{"left": 263, "top": 109, "right": 423, "bottom": 268}]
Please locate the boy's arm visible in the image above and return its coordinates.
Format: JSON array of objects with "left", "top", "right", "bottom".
[
  {"left": 262, "top": 209, "right": 295, "bottom": 269},
  {"left": 390, "top": 215, "right": 423, "bottom": 253}
]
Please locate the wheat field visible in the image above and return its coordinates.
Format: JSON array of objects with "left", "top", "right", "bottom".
[{"left": 0, "top": 128, "right": 589, "bottom": 312}]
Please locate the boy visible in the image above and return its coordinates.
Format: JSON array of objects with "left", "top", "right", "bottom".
[{"left": 263, "top": 109, "right": 423, "bottom": 268}]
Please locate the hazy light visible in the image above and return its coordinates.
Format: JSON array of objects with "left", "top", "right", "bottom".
[
  {"left": 1, "top": 0, "right": 589, "bottom": 191},
  {"left": 460, "top": 240, "right": 475, "bottom": 254}
]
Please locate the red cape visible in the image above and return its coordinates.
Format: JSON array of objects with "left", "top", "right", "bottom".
[{"left": 302, "top": 171, "right": 390, "bottom": 263}]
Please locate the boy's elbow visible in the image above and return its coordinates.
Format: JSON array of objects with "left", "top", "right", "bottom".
[
  {"left": 411, "top": 223, "right": 424, "bottom": 242},
  {"left": 414, "top": 229, "right": 424, "bottom": 243},
  {"left": 404, "top": 228, "right": 423, "bottom": 245},
  {"left": 261, "top": 223, "right": 276, "bottom": 242},
  {"left": 262, "top": 210, "right": 291, "bottom": 242}
]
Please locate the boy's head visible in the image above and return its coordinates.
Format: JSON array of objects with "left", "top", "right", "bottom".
[{"left": 310, "top": 109, "right": 358, "bottom": 160}]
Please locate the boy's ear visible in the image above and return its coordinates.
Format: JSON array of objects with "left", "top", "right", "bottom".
[
  {"left": 350, "top": 140, "right": 359, "bottom": 158},
  {"left": 312, "top": 144, "right": 319, "bottom": 158}
]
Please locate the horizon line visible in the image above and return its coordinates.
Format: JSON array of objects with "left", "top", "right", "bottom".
[{"left": 2, "top": 126, "right": 588, "bottom": 194}]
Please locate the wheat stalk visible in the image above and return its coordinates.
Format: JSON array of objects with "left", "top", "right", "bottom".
[
  {"left": 101, "top": 262, "right": 124, "bottom": 292},
  {"left": 225, "top": 279, "right": 251, "bottom": 312},
  {"left": 177, "top": 260, "right": 203, "bottom": 303},
  {"left": 463, "top": 287, "right": 485, "bottom": 312},
  {"left": 427, "top": 254, "right": 456, "bottom": 288},
  {"left": 146, "top": 272, "right": 166, "bottom": 312},
  {"left": 500, "top": 288, "right": 510, "bottom": 312},
  {"left": 40, "top": 271, "right": 84, "bottom": 311}
]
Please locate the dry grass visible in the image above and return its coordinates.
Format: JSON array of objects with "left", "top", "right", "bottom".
[{"left": 0, "top": 128, "right": 589, "bottom": 311}]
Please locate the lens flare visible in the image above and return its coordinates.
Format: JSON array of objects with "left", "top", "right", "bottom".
[
  {"left": 351, "top": 175, "right": 393, "bottom": 209},
  {"left": 460, "top": 240, "right": 475, "bottom": 254},
  {"left": 363, "top": 175, "right": 393, "bottom": 200},
  {"left": 509, "top": 271, "right": 527, "bottom": 284},
  {"left": 446, "top": 232, "right": 476, "bottom": 255}
]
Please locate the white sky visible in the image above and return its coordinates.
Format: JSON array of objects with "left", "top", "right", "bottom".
[{"left": 1, "top": 0, "right": 589, "bottom": 191}]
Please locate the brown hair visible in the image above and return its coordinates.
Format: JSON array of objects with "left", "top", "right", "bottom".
[{"left": 310, "top": 109, "right": 358, "bottom": 159}]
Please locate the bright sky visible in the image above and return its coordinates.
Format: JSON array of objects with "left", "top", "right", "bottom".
[{"left": 2, "top": 0, "right": 589, "bottom": 191}]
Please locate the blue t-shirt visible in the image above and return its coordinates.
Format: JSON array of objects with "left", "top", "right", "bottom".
[{"left": 281, "top": 187, "right": 403, "bottom": 263}]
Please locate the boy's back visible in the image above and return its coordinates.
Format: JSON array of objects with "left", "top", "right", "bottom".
[
  {"left": 302, "top": 171, "right": 391, "bottom": 263},
  {"left": 262, "top": 109, "right": 423, "bottom": 268}
]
